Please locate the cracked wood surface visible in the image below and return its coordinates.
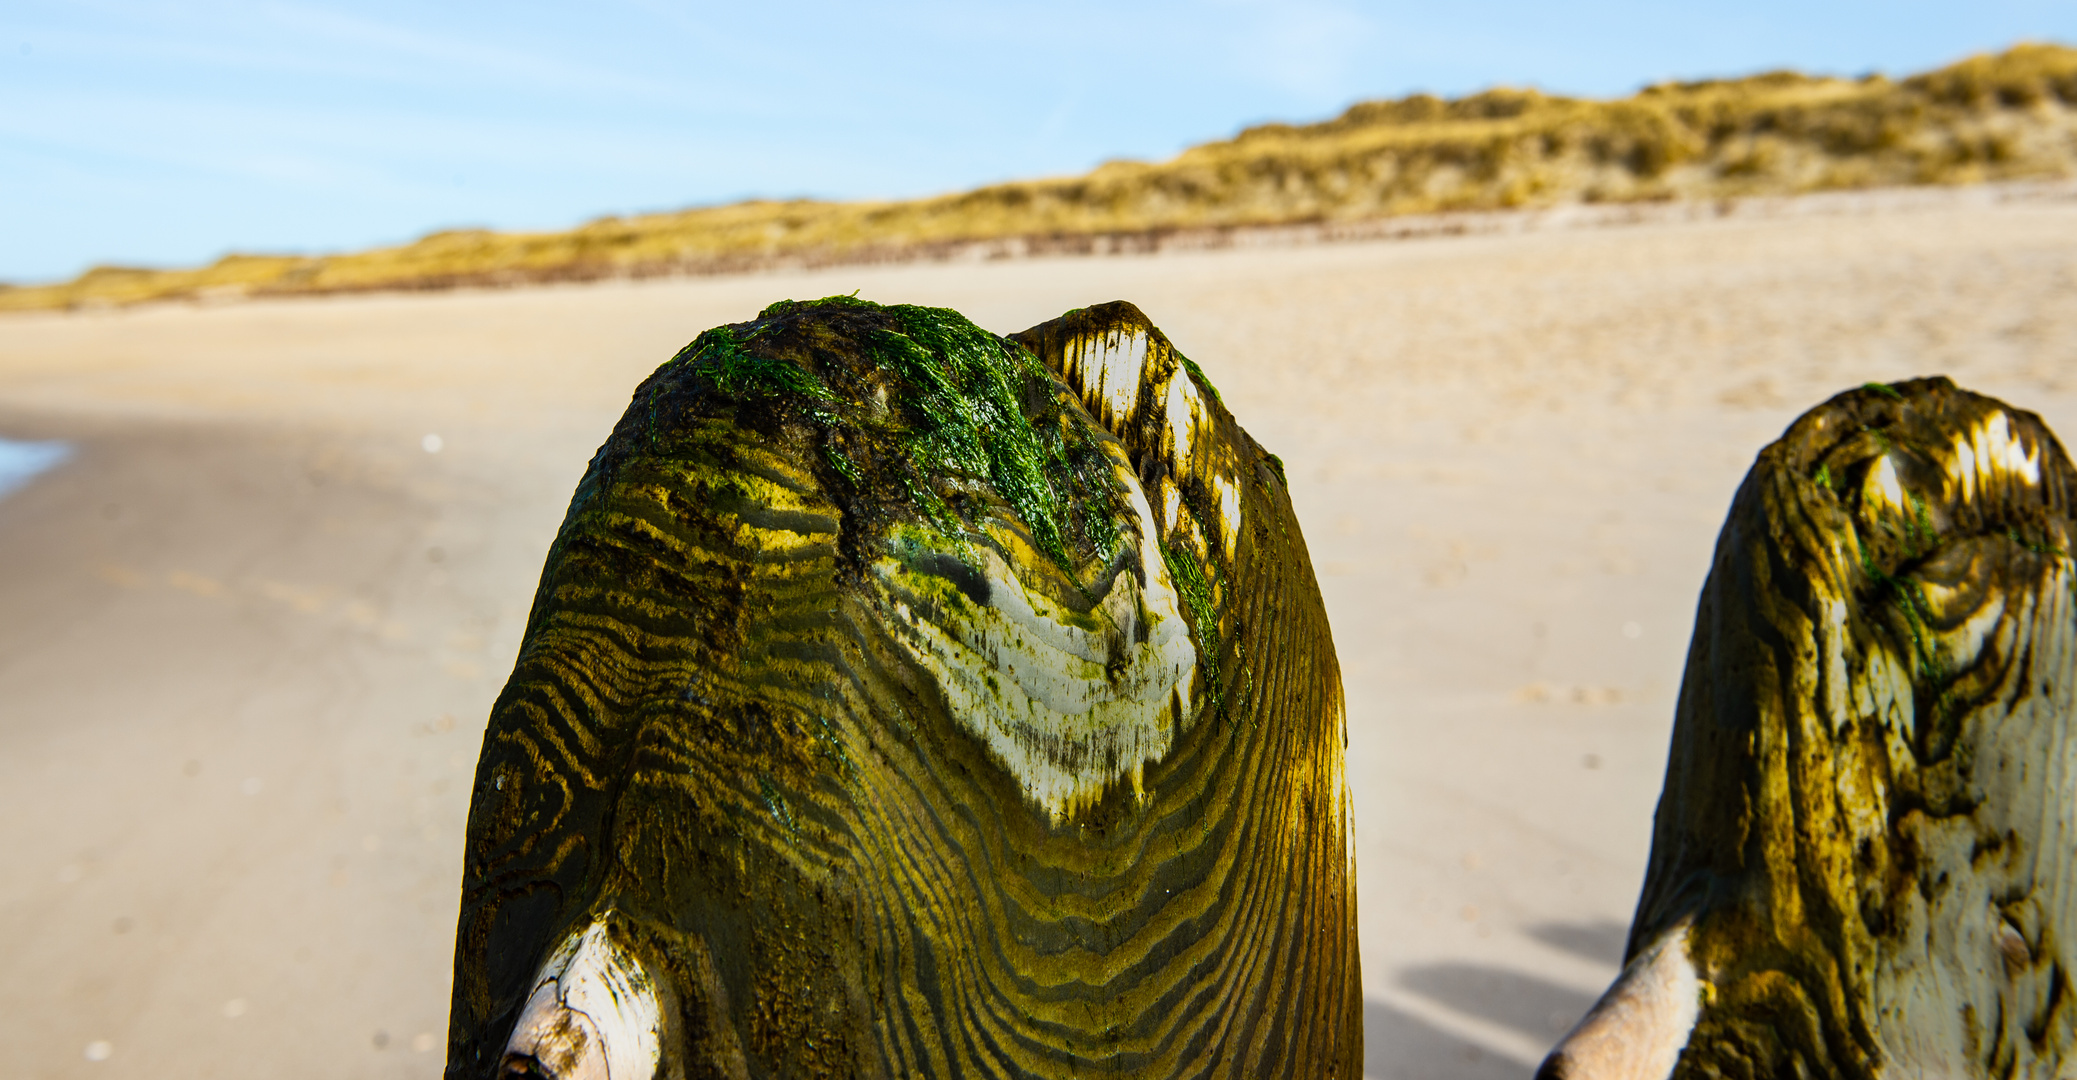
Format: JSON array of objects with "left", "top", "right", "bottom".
[
  {"left": 1560, "top": 379, "right": 2077, "bottom": 1079},
  {"left": 446, "top": 299, "right": 1359, "bottom": 1079}
]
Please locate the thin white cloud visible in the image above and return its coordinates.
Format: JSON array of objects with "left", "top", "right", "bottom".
[
  {"left": 251, "top": 1, "right": 681, "bottom": 98},
  {"left": 5, "top": 0, "right": 808, "bottom": 117},
  {"left": 1210, "top": 0, "right": 1379, "bottom": 99}
]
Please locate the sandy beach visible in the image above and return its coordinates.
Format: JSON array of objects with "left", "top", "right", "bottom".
[{"left": 3, "top": 188, "right": 2075, "bottom": 1080}]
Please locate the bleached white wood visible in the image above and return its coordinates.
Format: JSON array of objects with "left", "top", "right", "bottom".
[
  {"left": 1538, "top": 921, "right": 1701, "bottom": 1080},
  {"left": 501, "top": 922, "right": 660, "bottom": 1080}
]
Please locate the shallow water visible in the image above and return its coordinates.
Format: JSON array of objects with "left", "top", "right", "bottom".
[{"left": 0, "top": 437, "right": 69, "bottom": 501}]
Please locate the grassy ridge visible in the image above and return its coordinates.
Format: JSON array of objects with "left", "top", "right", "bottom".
[{"left": 10, "top": 43, "right": 2077, "bottom": 312}]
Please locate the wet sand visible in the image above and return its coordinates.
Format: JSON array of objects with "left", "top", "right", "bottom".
[{"left": 2, "top": 188, "right": 2075, "bottom": 1079}]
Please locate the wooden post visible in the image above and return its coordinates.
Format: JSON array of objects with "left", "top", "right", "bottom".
[
  {"left": 446, "top": 299, "right": 1361, "bottom": 1079},
  {"left": 1542, "top": 378, "right": 2077, "bottom": 1079}
]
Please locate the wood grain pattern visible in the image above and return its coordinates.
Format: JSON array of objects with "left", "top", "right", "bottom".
[
  {"left": 1576, "top": 378, "right": 2077, "bottom": 1079},
  {"left": 445, "top": 298, "right": 1360, "bottom": 1079}
]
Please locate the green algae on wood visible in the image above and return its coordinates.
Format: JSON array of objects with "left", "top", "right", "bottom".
[
  {"left": 1541, "top": 378, "right": 2077, "bottom": 1080},
  {"left": 449, "top": 298, "right": 1358, "bottom": 1080},
  {"left": 670, "top": 297, "right": 1124, "bottom": 571}
]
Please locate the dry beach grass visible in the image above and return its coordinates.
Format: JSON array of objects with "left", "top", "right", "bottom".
[
  {"left": 0, "top": 186, "right": 2074, "bottom": 1078},
  {"left": 6, "top": 44, "right": 2077, "bottom": 312}
]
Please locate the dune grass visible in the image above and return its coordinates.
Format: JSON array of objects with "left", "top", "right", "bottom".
[{"left": 9, "top": 43, "right": 2076, "bottom": 312}]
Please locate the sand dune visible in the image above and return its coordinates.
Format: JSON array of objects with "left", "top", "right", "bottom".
[
  {"left": 13, "top": 43, "right": 2077, "bottom": 313},
  {"left": 1, "top": 187, "right": 2075, "bottom": 1079}
]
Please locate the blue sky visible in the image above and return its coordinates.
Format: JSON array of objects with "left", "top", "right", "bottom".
[{"left": 4, "top": 1, "right": 2073, "bottom": 284}]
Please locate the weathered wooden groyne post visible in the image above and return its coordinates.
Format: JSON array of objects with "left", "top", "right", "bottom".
[
  {"left": 445, "top": 299, "right": 1361, "bottom": 1079},
  {"left": 1542, "top": 379, "right": 2077, "bottom": 1080}
]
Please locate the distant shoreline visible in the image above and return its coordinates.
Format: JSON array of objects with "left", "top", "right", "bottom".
[{"left": 0, "top": 436, "right": 70, "bottom": 502}]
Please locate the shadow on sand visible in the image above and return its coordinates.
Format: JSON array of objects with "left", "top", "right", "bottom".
[
  {"left": 1368, "top": 919, "right": 1637, "bottom": 1078},
  {"left": 1364, "top": 996, "right": 1535, "bottom": 1080},
  {"left": 1397, "top": 963, "right": 1597, "bottom": 1046},
  {"left": 1522, "top": 918, "right": 1629, "bottom": 969}
]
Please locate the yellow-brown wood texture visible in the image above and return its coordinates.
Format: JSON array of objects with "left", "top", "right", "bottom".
[
  {"left": 445, "top": 298, "right": 1359, "bottom": 1079},
  {"left": 1625, "top": 378, "right": 2077, "bottom": 1079}
]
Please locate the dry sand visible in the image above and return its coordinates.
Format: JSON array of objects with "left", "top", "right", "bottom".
[{"left": 2, "top": 188, "right": 2075, "bottom": 1080}]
